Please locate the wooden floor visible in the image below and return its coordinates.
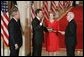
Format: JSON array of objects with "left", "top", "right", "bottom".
[
  {"left": 1, "top": 47, "right": 83, "bottom": 56},
  {"left": 41, "top": 48, "right": 83, "bottom": 56},
  {"left": 30, "top": 48, "right": 83, "bottom": 56}
]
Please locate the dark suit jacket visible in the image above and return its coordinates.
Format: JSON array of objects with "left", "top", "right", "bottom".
[
  {"left": 32, "top": 17, "right": 48, "bottom": 45},
  {"left": 65, "top": 19, "right": 77, "bottom": 46},
  {"left": 8, "top": 18, "right": 22, "bottom": 48}
]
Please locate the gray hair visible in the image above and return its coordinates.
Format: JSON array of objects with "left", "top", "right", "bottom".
[{"left": 67, "top": 12, "right": 74, "bottom": 19}]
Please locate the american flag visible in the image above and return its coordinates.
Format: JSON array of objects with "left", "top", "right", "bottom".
[
  {"left": 1, "top": 1, "right": 10, "bottom": 46},
  {"left": 31, "top": 1, "right": 73, "bottom": 20},
  {"left": 65, "top": 1, "right": 73, "bottom": 8},
  {"left": 59, "top": 1, "right": 73, "bottom": 10},
  {"left": 51, "top": 1, "right": 58, "bottom": 13},
  {"left": 42, "top": 1, "right": 49, "bottom": 19},
  {"left": 31, "top": 1, "right": 36, "bottom": 19},
  {"left": 58, "top": 1, "right": 64, "bottom": 10},
  {"left": 31, "top": 1, "right": 49, "bottom": 20}
]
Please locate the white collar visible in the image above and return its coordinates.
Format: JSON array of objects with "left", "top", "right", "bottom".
[
  {"left": 13, "top": 17, "right": 18, "bottom": 22},
  {"left": 36, "top": 16, "right": 40, "bottom": 21},
  {"left": 68, "top": 18, "right": 73, "bottom": 22}
]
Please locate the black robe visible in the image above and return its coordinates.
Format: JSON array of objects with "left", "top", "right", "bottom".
[{"left": 65, "top": 19, "right": 77, "bottom": 56}]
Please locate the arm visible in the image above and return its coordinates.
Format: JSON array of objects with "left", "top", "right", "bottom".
[
  {"left": 8, "top": 22, "right": 18, "bottom": 49},
  {"left": 8, "top": 22, "right": 16, "bottom": 45},
  {"left": 42, "top": 25, "right": 48, "bottom": 32},
  {"left": 42, "top": 19, "right": 50, "bottom": 32},
  {"left": 69, "top": 22, "right": 76, "bottom": 36},
  {"left": 58, "top": 31, "right": 65, "bottom": 35},
  {"left": 32, "top": 20, "right": 42, "bottom": 31}
]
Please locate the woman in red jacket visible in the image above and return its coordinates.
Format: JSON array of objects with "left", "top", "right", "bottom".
[{"left": 44, "top": 12, "right": 60, "bottom": 56}]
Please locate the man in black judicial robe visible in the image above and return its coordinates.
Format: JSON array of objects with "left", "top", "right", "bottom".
[
  {"left": 8, "top": 7, "right": 22, "bottom": 56},
  {"left": 32, "top": 9, "right": 48, "bottom": 56},
  {"left": 65, "top": 20, "right": 77, "bottom": 56},
  {"left": 59, "top": 12, "right": 77, "bottom": 56}
]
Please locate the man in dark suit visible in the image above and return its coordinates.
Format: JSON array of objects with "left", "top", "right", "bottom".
[
  {"left": 8, "top": 7, "right": 22, "bottom": 56},
  {"left": 59, "top": 12, "right": 77, "bottom": 56},
  {"left": 32, "top": 9, "right": 48, "bottom": 56}
]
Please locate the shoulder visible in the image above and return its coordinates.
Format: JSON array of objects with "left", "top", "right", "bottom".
[
  {"left": 70, "top": 20, "right": 77, "bottom": 27},
  {"left": 32, "top": 17, "right": 36, "bottom": 22},
  {"left": 32, "top": 17, "right": 38, "bottom": 24},
  {"left": 8, "top": 18, "right": 16, "bottom": 26},
  {"left": 70, "top": 20, "right": 76, "bottom": 25},
  {"left": 10, "top": 18, "right": 16, "bottom": 22}
]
